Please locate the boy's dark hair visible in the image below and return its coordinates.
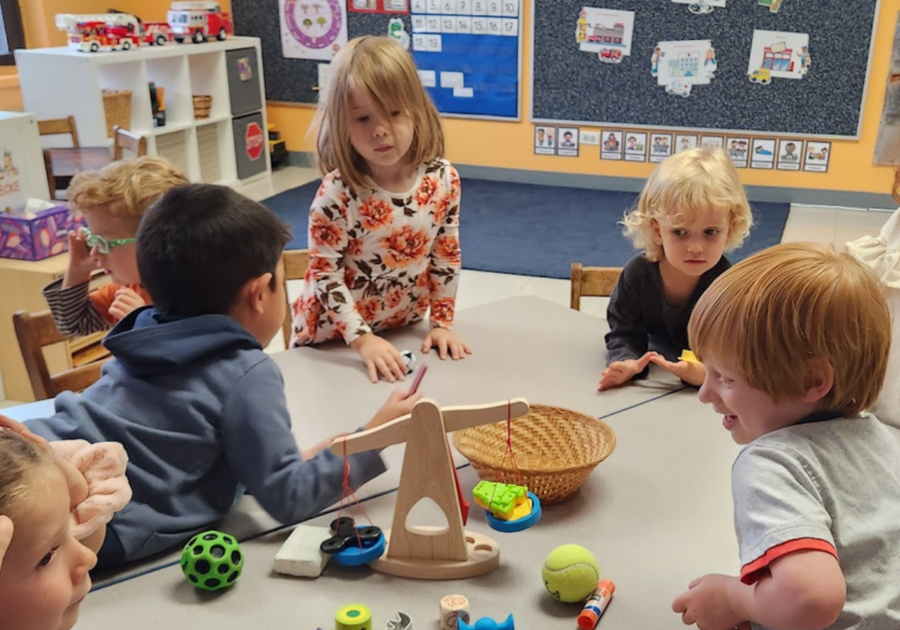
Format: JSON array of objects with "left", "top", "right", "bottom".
[{"left": 137, "top": 183, "right": 292, "bottom": 316}]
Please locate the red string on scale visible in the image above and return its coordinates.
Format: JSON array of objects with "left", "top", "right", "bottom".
[
  {"left": 338, "top": 436, "right": 373, "bottom": 550},
  {"left": 487, "top": 399, "right": 527, "bottom": 513}
]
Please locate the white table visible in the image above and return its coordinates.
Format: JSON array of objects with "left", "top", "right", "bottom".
[
  {"left": 186, "top": 296, "right": 686, "bottom": 547},
  {"left": 80, "top": 390, "right": 742, "bottom": 629},
  {"left": 7, "top": 297, "right": 685, "bottom": 586}
]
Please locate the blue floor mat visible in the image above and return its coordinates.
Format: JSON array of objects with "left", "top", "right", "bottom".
[{"left": 262, "top": 177, "right": 789, "bottom": 279}]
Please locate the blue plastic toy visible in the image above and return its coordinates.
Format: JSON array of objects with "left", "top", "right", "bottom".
[
  {"left": 333, "top": 531, "right": 386, "bottom": 566},
  {"left": 485, "top": 492, "right": 542, "bottom": 533},
  {"left": 459, "top": 614, "right": 515, "bottom": 630},
  {"left": 320, "top": 516, "right": 385, "bottom": 566},
  {"left": 473, "top": 482, "right": 542, "bottom": 533}
]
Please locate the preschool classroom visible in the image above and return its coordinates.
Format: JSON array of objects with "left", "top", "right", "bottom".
[{"left": 2, "top": 0, "right": 900, "bottom": 628}]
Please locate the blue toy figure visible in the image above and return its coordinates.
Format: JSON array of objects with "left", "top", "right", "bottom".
[{"left": 459, "top": 614, "right": 515, "bottom": 630}]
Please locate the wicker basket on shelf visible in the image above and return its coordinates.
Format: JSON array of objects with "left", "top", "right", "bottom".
[
  {"left": 101, "top": 89, "right": 132, "bottom": 138},
  {"left": 452, "top": 404, "right": 616, "bottom": 504},
  {"left": 193, "top": 95, "right": 213, "bottom": 118}
]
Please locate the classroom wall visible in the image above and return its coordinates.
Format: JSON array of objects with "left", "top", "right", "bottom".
[
  {"left": 267, "top": 0, "right": 900, "bottom": 201},
  {"left": 3, "top": 0, "right": 897, "bottom": 199}
]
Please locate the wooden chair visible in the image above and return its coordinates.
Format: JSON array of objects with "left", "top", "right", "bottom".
[
  {"left": 13, "top": 310, "right": 107, "bottom": 400},
  {"left": 570, "top": 263, "right": 622, "bottom": 311},
  {"left": 40, "top": 116, "right": 115, "bottom": 199},
  {"left": 113, "top": 125, "right": 148, "bottom": 160},
  {"left": 38, "top": 116, "right": 80, "bottom": 147},
  {"left": 281, "top": 249, "right": 310, "bottom": 345}
]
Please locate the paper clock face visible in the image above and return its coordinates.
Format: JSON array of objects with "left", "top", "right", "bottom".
[{"left": 284, "top": 0, "right": 343, "bottom": 49}]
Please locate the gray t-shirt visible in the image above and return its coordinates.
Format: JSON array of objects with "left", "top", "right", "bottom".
[{"left": 733, "top": 413, "right": 900, "bottom": 629}]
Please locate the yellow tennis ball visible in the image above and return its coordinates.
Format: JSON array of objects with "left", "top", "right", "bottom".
[{"left": 541, "top": 544, "right": 600, "bottom": 603}]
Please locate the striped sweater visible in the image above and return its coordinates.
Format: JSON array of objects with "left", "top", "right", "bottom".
[{"left": 42, "top": 278, "right": 151, "bottom": 338}]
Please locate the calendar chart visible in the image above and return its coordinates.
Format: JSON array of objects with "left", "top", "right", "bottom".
[{"left": 410, "top": 0, "right": 521, "bottom": 119}]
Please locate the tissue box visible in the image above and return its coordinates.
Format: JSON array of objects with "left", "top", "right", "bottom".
[{"left": 0, "top": 203, "right": 84, "bottom": 261}]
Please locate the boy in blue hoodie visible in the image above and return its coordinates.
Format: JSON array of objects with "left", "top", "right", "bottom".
[{"left": 26, "top": 184, "right": 420, "bottom": 568}]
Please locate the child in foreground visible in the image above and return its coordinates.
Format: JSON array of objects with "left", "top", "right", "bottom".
[
  {"left": 672, "top": 242, "right": 900, "bottom": 630},
  {"left": 0, "top": 416, "right": 130, "bottom": 630},
  {"left": 27, "top": 184, "right": 419, "bottom": 568}
]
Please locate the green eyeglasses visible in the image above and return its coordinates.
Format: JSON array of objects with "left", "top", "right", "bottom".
[{"left": 80, "top": 227, "right": 136, "bottom": 255}]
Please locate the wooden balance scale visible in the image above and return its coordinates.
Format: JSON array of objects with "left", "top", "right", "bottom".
[{"left": 331, "top": 397, "right": 529, "bottom": 580}]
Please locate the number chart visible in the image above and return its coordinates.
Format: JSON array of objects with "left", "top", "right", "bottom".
[
  {"left": 410, "top": 0, "right": 522, "bottom": 119},
  {"left": 233, "top": 0, "right": 520, "bottom": 118}
]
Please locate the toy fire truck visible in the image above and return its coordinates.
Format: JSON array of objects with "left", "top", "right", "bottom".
[
  {"left": 69, "top": 21, "right": 142, "bottom": 52},
  {"left": 142, "top": 21, "right": 173, "bottom": 46},
  {"left": 56, "top": 12, "right": 172, "bottom": 50},
  {"left": 167, "top": 1, "right": 234, "bottom": 44}
]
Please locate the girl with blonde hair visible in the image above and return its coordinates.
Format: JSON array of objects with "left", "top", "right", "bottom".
[
  {"left": 600, "top": 147, "right": 753, "bottom": 390},
  {"left": 290, "top": 36, "right": 470, "bottom": 383}
]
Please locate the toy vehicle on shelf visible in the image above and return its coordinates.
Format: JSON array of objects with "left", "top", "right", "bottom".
[
  {"left": 71, "top": 21, "right": 142, "bottom": 52},
  {"left": 57, "top": 12, "right": 138, "bottom": 51},
  {"left": 57, "top": 12, "right": 172, "bottom": 50},
  {"left": 142, "top": 22, "right": 173, "bottom": 46},
  {"left": 167, "top": 1, "right": 233, "bottom": 44},
  {"left": 56, "top": 12, "right": 140, "bottom": 36}
]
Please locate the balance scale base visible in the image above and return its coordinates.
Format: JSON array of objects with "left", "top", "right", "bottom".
[{"left": 370, "top": 528, "right": 500, "bottom": 580}]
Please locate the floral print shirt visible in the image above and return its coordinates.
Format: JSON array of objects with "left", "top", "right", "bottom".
[{"left": 291, "top": 159, "right": 461, "bottom": 347}]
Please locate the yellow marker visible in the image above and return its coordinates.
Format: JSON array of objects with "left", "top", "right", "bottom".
[{"left": 679, "top": 350, "right": 698, "bottom": 363}]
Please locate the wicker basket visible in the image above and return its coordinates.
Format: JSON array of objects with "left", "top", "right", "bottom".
[
  {"left": 101, "top": 89, "right": 132, "bottom": 138},
  {"left": 452, "top": 404, "right": 616, "bottom": 504},
  {"left": 193, "top": 95, "right": 213, "bottom": 118}
]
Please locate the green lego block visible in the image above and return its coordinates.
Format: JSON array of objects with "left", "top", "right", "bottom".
[{"left": 473, "top": 481, "right": 526, "bottom": 518}]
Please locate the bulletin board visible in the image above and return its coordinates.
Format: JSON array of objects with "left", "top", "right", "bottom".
[
  {"left": 233, "top": 0, "right": 522, "bottom": 119},
  {"left": 530, "top": 0, "right": 880, "bottom": 138},
  {"left": 411, "top": 0, "right": 522, "bottom": 119}
]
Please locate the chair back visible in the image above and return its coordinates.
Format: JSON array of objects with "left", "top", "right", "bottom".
[
  {"left": 113, "top": 125, "right": 148, "bottom": 160},
  {"left": 13, "top": 310, "right": 106, "bottom": 400},
  {"left": 570, "top": 263, "right": 622, "bottom": 310},
  {"left": 38, "top": 116, "right": 80, "bottom": 147},
  {"left": 282, "top": 249, "right": 310, "bottom": 345}
]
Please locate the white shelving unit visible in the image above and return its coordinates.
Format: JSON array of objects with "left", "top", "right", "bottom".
[{"left": 16, "top": 36, "right": 270, "bottom": 186}]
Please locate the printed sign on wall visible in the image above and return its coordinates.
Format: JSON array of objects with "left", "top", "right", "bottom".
[{"left": 280, "top": 0, "right": 348, "bottom": 60}]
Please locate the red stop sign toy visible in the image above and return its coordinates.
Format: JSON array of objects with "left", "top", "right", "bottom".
[{"left": 245, "top": 122, "right": 264, "bottom": 161}]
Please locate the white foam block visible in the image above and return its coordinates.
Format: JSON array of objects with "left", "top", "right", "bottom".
[{"left": 273, "top": 525, "right": 332, "bottom": 577}]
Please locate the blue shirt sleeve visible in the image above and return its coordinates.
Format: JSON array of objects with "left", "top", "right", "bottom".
[{"left": 220, "top": 358, "right": 387, "bottom": 525}]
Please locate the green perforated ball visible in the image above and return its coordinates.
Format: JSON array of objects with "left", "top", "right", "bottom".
[{"left": 181, "top": 530, "right": 244, "bottom": 591}]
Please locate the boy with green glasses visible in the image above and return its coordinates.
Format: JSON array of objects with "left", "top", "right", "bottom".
[
  {"left": 80, "top": 227, "right": 136, "bottom": 255},
  {"left": 43, "top": 157, "right": 188, "bottom": 337}
]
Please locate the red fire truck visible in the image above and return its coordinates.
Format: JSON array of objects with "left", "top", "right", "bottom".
[
  {"left": 57, "top": 12, "right": 171, "bottom": 50},
  {"left": 70, "top": 21, "right": 142, "bottom": 52},
  {"left": 142, "top": 21, "right": 173, "bottom": 46},
  {"left": 167, "top": 1, "right": 234, "bottom": 44}
]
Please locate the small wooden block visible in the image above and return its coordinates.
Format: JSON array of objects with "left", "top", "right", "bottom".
[
  {"left": 273, "top": 525, "right": 331, "bottom": 577},
  {"left": 440, "top": 594, "right": 470, "bottom": 630}
]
